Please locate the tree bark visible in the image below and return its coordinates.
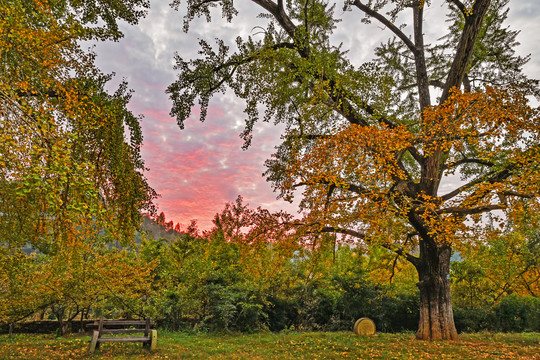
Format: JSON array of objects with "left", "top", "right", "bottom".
[{"left": 415, "top": 243, "right": 458, "bottom": 341}]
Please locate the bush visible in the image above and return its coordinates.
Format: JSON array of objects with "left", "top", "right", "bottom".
[
  {"left": 454, "top": 295, "right": 540, "bottom": 333},
  {"left": 453, "top": 307, "right": 493, "bottom": 333},
  {"left": 494, "top": 295, "right": 540, "bottom": 332},
  {"left": 265, "top": 295, "right": 300, "bottom": 331},
  {"left": 372, "top": 292, "right": 419, "bottom": 332}
]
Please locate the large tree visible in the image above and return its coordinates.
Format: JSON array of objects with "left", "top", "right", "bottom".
[
  {"left": 167, "top": 0, "right": 540, "bottom": 340},
  {"left": 0, "top": 0, "right": 155, "bottom": 324}
]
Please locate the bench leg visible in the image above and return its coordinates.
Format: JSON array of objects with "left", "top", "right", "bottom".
[
  {"left": 150, "top": 330, "right": 157, "bottom": 351},
  {"left": 89, "top": 330, "right": 99, "bottom": 354}
]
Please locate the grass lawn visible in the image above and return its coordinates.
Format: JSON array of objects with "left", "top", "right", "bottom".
[{"left": 0, "top": 331, "right": 538, "bottom": 359}]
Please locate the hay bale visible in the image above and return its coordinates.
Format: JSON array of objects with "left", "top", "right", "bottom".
[{"left": 354, "top": 317, "right": 376, "bottom": 336}]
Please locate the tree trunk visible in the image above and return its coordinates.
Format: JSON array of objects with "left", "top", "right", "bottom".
[{"left": 415, "top": 245, "right": 458, "bottom": 341}]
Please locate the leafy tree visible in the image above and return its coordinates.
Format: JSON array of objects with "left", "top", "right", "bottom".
[
  {"left": 452, "top": 204, "right": 540, "bottom": 308},
  {"left": 0, "top": 0, "right": 155, "bottom": 248},
  {"left": 168, "top": 0, "right": 540, "bottom": 340},
  {"left": 0, "top": 0, "right": 154, "bottom": 326}
]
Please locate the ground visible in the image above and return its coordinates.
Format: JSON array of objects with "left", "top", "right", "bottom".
[{"left": 0, "top": 331, "right": 538, "bottom": 359}]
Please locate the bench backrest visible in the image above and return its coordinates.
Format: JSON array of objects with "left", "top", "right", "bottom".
[{"left": 95, "top": 317, "right": 153, "bottom": 337}]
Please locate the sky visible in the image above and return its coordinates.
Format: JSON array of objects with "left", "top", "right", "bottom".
[{"left": 91, "top": 0, "right": 540, "bottom": 231}]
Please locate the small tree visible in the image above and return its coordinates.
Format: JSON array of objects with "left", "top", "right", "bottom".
[{"left": 168, "top": 0, "right": 540, "bottom": 340}]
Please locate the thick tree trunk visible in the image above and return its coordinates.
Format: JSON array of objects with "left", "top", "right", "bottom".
[{"left": 415, "top": 245, "right": 458, "bottom": 341}]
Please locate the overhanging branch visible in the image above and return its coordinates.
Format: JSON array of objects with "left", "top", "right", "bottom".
[
  {"left": 443, "top": 157, "right": 494, "bottom": 170},
  {"left": 316, "top": 225, "right": 420, "bottom": 266},
  {"left": 293, "top": 180, "right": 370, "bottom": 197},
  {"left": 437, "top": 203, "right": 506, "bottom": 215}
]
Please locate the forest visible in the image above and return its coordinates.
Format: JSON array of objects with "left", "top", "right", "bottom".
[{"left": 1, "top": 0, "right": 539, "bottom": 347}]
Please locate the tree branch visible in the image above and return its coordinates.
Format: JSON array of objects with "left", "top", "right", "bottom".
[
  {"left": 500, "top": 190, "right": 534, "bottom": 199},
  {"left": 234, "top": 1, "right": 401, "bottom": 130},
  {"left": 293, "top": 180, "right": 369, "bottom": 196},
  {"left": 441, "top": 0, "right": 492, "bottom": 102},
  {"left": 251, "top": 0, "right": 297, "bottom": 38},
  {"left": 204, "top": 42, "right": 297, "bottom": 94},
  {"left": 353, "top": 0, "right": 416, "bottom": 54},
  {"left": 448, "top": 0, "right": 467, "bottom": 17},
  {"left": 15, "top": 89, "right": 60, "bottom": 98},
  {"left": 430, "top": 79, "right": 445, "bottom": 89},
  {"left": 250, "top": 1, "right": 376, "bottom": 126},
  {"left": 437, "top": 203, "right": 506, "bottom": 215},
  {"left": 440, "top": 167, "right": 511, "bottom": 201},
  {"left": 397, "top": 79, "right": 445, "bottom": 91},
  {"left": 316, "top": 226, "right": 420, "bottom": 266},
  {"left": 324, "top": 183, "right": 336, "bottom": 209},
  {"left": 413, "top": 3, "right": 431, "bottom": 110},
  {"left": 443, "top": 157, "right": 494, "bottom": 170},
  {"left": 407, "top": 146, "right": 424, "bottom": 165},
  {"left": 463, "top": 73, "right": 472, "bottom": 92}
]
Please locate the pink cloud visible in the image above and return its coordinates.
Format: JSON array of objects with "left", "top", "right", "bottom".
[{"left": 136, "top": 103, "right": 295, "bottom": 230}]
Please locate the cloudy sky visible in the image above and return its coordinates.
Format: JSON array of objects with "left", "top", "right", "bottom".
[{"left": 91, "top": 0, "right": 540, "bottom": 230}]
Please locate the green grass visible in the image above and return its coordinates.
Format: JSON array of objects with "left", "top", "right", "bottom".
[{"left": 0, "top": 331, "right": 538, "bottom": 359}]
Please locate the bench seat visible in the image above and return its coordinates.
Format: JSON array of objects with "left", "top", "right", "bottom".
[{"left": 97, "top": 337, "right": 152, "bottom": 343}]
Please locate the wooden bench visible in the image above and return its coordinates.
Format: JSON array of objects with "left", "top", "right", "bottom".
[{"left": 88, "top": 317, "right": 157, "bottom": 353}]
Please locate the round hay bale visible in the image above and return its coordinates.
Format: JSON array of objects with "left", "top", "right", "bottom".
[{"left": 353, "top": 317, "right": 376, "bottom": 336}]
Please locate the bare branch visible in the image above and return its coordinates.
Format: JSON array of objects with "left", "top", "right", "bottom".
[
  {"left": 353, "top": 0, "right": 416, "bottom": 54},
  {"left": 293, "top": 180, "right": 369, "bottom": 196},
  {"left": 317, "top": 226, "right": 420, "bottom": 266},
  {"left": 397, "top": 79, "right": 445, "bottom": 91},
  {"left": 407, "top": 146, "right": 424, "bottom": 165},
  {"left": 413, "top": 3, "right": 431, "bottom": 110},
  {"left": 430, "top": 79, "right": 445, "bottom": 89},
  {"left": 324, "top": 183, "right": 336, "bottom": 209},
  {"left": 389, "top": 252, "right": 401, "bottom": 283},
  {"left": 463, "top": 73, "right": 472, "bottom": 92},
  {"left": 319, "top": 225, "right": 365, "bottom": 239},
  {"left": 440, "top": 168, "right": 511, "bottom": 201},
  {"left": 443, "top": 157, "right": 494, "bottom": 170},
  {"left": 437, "top": 203, "right": 506, "bottom": 215},
  {"left": 252, "top": 0, "right": 297, "bottom": 38}
]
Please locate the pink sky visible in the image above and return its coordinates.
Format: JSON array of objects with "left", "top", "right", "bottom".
[{"left": 91, "top": 1, "right": 540, "bottom": 231}]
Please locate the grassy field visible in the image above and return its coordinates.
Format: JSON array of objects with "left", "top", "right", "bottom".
[{"left": 0, "top": 331, "right": 538, "bottom": 359}]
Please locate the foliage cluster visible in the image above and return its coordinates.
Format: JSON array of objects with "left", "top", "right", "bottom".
[
  {"left": 454, "top": 295, "right": 540, "bottom": 333},
  {"left": 2, "top": 0, "right": 539, "bottom": 343},
  {"left": 140, "top": 226, "right": 420, "bottom": 333}
]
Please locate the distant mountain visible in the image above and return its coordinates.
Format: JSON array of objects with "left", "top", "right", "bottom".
[{"left": 141, "top": 215, "right": 184, "bottom": 242}]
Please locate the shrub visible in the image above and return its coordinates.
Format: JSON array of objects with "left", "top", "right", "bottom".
[
  {"left": 453, "top": 306, "right": 493, "bottom": 333},
  {"left": 494, "top": 295, "right": 540, "bottom": 332}
]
